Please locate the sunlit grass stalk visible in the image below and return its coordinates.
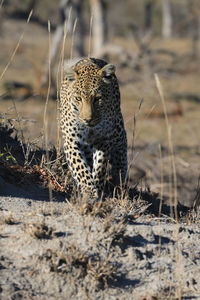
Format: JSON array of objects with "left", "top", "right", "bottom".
[
  {"left": 70, "top": 18, "right": 77, "bottom": 60},
  {"left": 43, "top": 20, "right": 52, "bottom": 202},
  {"left": 158, "top": 144, "right": 164, "bottom": 217},
  {"left": 0, "top": 10, "right": 32, "bottom": 82},
  {"left": 60, "top": 6, "right": 72, "bottom": 82},
  {"left": 155, "top": 74, "right": 181, "bottom": 299},
  {"left": 43, "top": 20, "right": 51, "bottom": 132},
  {"left": 155, "top": 74, "right": 178, "bottom": 221},
  {"left": 127, "top": 99, "right": 142, "bottom": 181},
  {"left": 11, "top": 99, "right": 26, "bottom": 161},
  {"left": 56, "top": 8, "right": 72, "bottom": 156},
  {"left": 88, "top": 14, "right": 93, "bottom": 57},
  {"left": 125, "top": 100, "right": 157, "bottom": 195},
  {"left": 193, "top": 175, "right": 200, "bottom": 208}
]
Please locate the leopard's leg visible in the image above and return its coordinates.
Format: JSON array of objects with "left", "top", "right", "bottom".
[
  {"left": 92, "top": 142, "right": 110, "bottom": 198},
  {"left": 81, "top": 143, "right": 93, "bottom": 171},
  {"left": 64, "top": 141, "right": 97, "bottom": 201}
]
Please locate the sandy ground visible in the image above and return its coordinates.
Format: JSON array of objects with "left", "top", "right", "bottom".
[{"left": 0, "top": 178, "right": 200, "bottom": 300}]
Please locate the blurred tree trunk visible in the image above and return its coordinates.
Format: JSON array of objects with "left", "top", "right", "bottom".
[
  {"left": 41, "top": 0, "right": 69, "bottom": 87},
  {"left": 89, "top": 0, "right": 108, "bottom": 56},
  {"left": 144, "top": 0, "right": 154, "bottom": 32},
  {"left": 161, "top": 0, "right": 172, "bottom": 39},
  {"left": 71, "top": 0, "right": 85, "bottom": 57},
  {"left": 49, "top": 0, "right": 85, "bottom": 59},
  {"left": 41, "top": 0, "right": 85, "bottom": 87}
]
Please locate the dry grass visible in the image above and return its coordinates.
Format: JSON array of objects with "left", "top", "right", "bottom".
[
  {"left": 87, "top": 254, "right": 118, "bottom": 289},
  {"left": 1, "top": 212, "right": 17, "bottom": 225},
  {"left": 40, "top": 243, "right": 118, "bottom": 290},
  {"left": 24, "top": 220, "right": 54, "bottom": 239}
]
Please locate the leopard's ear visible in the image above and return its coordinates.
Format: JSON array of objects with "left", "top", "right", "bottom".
[
  {"left": 65, "top": 67, "right": 76, "bottom": 81},
  {"left": 101, "top": 64, "right": 116, "bottom": 78},
  {"left": 100, "top": 64, "right": 116, "bottom": 83}
]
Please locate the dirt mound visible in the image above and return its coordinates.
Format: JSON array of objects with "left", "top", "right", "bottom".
[{"left": 0, "top": 195, "right": 200, "bottom": 300}]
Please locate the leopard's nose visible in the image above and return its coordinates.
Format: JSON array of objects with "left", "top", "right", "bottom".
[{"left": 79, "top": 100, "right": 93, "bottom": 122}]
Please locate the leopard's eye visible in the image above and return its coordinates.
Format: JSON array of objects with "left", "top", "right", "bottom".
[
  {"left": 68, "top": 77, "right": 75, "bottom": 82},
  {"left": 75, "top": 96, "right": 82, "bottom": 102}
]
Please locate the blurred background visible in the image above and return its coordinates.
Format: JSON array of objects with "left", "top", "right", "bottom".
[{"left": 0, "top": 0, "right": 200, "bottom": 206}]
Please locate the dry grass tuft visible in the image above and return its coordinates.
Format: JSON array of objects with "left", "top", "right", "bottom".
[
  {"left": 41, "top": 244, "right": 88, "bottom": 278},
  {"left": 1, "top": 213, "right": 17, "bottom": 225},
  {"left": 70, "top": 193, "right": 150, "bottom": 221},
  {"left": 87, "top": 254, "right": 118, "bottom": 289},
  {"left": 183, "top": 207, "right": 200, "bottom": 225},
  {"left": 0, "top": 117, "right": 73, "bottom": 195},
  {"left": 40, "top": 243, "right": 119, "bottom": 290},
  {"left": 24, "top": 221, "right": 54, "bottom": 239}
]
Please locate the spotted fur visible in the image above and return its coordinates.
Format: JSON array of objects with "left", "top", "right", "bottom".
[{"left": 60, "top": 58, "right": 127, "bottom": 201}]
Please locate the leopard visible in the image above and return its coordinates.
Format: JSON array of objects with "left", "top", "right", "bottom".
[{"left": 60, "top": 57, "right": 128, "bottom": 201}]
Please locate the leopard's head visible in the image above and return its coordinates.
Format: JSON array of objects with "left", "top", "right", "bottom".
[{"left": 64, "top": 58, "right": 118, "bottom": 126}]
